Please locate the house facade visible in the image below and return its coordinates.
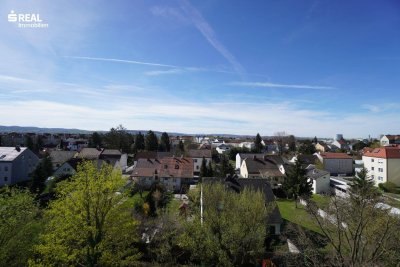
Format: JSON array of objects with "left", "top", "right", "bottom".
[
  {"left": 131, "top": 157, "right": 194, "bottom": 192},
  {"left": 314, "top": 152, "right": 353, "bottom": 176},
  {"left": 216, "top": 144, "right": 230, "bottom": 154},
  {"left": 362, "top": 146, "right": 400, "bottom": 186},
  {"left": 235, "top": 153, "right": 265, "bottom": 170},
  {"left": 306, "top": 167, "right": 330, "bottom": 194},
  {"left": 188, "top": 149, "right": 212, "bottom": 175},
  {"left": 0, "top": 147, "right": 39, "bottom": 186},
  {"left": 380, "top": 135, "right": 400, "bottom": 146}
]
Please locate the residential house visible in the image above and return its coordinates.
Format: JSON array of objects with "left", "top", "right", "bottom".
[
  {"left": 380, "top": 135, "right": 400, "bottom": 146},
  {"left": 236, "top": 153, "right": 265, "bottom": 170},
  {"left": 64, "top": 138, "right": 89, "bottom": 151},
  {"left": 211, "top": 139, "right": 225, "bottom": 148},
  {"left": 100, "top": 149, "right": 128, "bottom": 171},
  {"left": 332, "top": 138, "right": 349, "bottom": 151},
  {"left": 314, "top": 152, "right": 353, "bottom": 176},
  {"left": 362, "top": 146, "right": 400, "bottom": 186},
  {"left": 240, "top": 155, "right": 287, "bottom": 188},
  {"left": 289, "top": 154, "right": 318, "bottom": 166},
  {"left": 239, "top": 142, "right": 255, "bottom": 150},
  {"left": 187, "top": 149, "right": 212, "bottom": 175},
  {"left": 203, "top": 177, "right": 283, "bottom": 235},
  {"left": 306, "top": 166, "right": 331, "bottom": 194},
  {"left": 216, "top": 144, "right": 231, "bottom": 154},
  {"left": 315, "top": 142, "right": 329, "bottom": 153},
  {"left": 53, "top": 158, "right": 82, "bottom": 178},
  {"left": 49, "top": 150, "right": 77, "bottom": 170},
  {"left": 131, "top": 157, "right": 194, "bottom": 192},
  {"left": 261, "top": 139, "right": 279, "bottom": 153},
  {"left": 0, "top": 146, "right": 39, "bottom": 186}
]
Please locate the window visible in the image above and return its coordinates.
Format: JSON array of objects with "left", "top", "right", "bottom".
[
  {"left": 196, "top": 166, "right": 199, "bottom": 170},
  {"left": 371, "top": 159, "right": 374, "bottom": 162},
  {"left": 378, "top": 168, "right": 383, "bottom": 172},
  {"left": 378, "top": 176, "right": 383, "bottom": 181},
  {"left": 371, "top": 167, "right": 374, "bottom": 171},
  {"left": 164, "top": 164, "right": 168, "bottom": 169},
  {"left": 194, "top": 159, "right": 197, "bottom": 163},
  {"left": 4, "top": 177, "right": 8, "bottom": 182},
  {"left": 371, "top": 175, "right": 375, "bottom": 179}
]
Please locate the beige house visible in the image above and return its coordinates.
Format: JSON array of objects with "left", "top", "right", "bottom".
[
  {"left": 362, "top": 146, "right": 400, "bottom": 186},
  {"left": 314, "top": 152, "right": 353, "bottom": 176}
]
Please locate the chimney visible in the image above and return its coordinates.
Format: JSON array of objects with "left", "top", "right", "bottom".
[
  {"left": 253, "top": 155, "right": 257, "bottom": 160},
  {"left": 15, "top": 145, "right": 21, "bottom": 152}
]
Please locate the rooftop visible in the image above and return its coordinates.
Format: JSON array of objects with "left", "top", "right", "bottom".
[{"left": 0, "top": 146, "right": 28, "bottom": 161}]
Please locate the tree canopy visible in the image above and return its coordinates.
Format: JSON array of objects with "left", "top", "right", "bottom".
[
  {"left": 103, "top": 125, "right": 133, "bottom": 153},
  {"left": 145, "top": 130, "right": 159, "bottom": 151},
  {"left": 254, "top": 133, "right": 264, "bottom": 153},
  {"left": 283, "top": 159, "right": 313, "bottom": 207},
  {"left": 159, "top": 132, "right": 171, "bottom": 152},
  {"left": 33, "top": 161, "right": 140, "bottom": 266}
]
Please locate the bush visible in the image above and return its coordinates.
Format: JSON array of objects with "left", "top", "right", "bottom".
[{"left": 379, "top": 182, "right": 400, "bottom": 194}]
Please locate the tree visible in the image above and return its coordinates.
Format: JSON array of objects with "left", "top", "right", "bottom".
[
  {"left": 304, "top": 168, "right": 400, "bottom": 266},
  {"left": 207, "top": 160, "right": 214, "bottom": 177},
  {"left": 0, "top": 187, "right": 43, "bottom": 266},
  {"left": 227, "top": 147, "right": 250, "bottom": 161},
  {"left": 352, "top": 141, "right": 367, "bottom": 151},
  {"left": 133, "top": 132, "right": 145, "bottom": 152},
  {"left": 199, "top": 157, "right": 208, "bottom": 177},
  {"left": 145, "top": 130, "right": 159, "bottom": 151},
  {"left": 33, "top": 161, "right": 140, "bottom": 266},
  {"left": 25, "top": 135, "right": 34, "bottom": 151},
  {"left": 159, "top": 132, "right": 171, "bottom": 152},
  {"left": 34, "top": 135, "right": 43, "bottom": 153},
  {"left": 217, "top": 155, "right": 234, "bottom": 177},
  {"left": 30, "top": 156, "right": 53, "bottom": 194},
  {"left": 88, "top": 132, "right": 102, "bottom": 148},
  {"left": 103, "top": 125, "right": 133, "bottom": 153},
  {"left": 254, "top": 133, "right": 264, "bottom": 153},
  {"left": 178, "top": 140, "right": 184, "bottom": 152},
  {"left": 313, "top": 136, "right": 318, "bottom": 144},
  {"left": 180, "top": 183, "right": 273, "bottom": 266},
  {"left": 288, "top": 135, "right": 296, "bottom": 152},
  {"left": 283, "top": 159, "right": 312, "bottom": 208},
  {"left": 298, "top": 139, "right": 317, "bottom": 155}
]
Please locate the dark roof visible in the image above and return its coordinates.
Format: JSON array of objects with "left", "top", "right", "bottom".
[
  {"left": 134, "top": 151, "right": 176, "bottom": 161},
  {"left": 237, "top": 153, "right": 265, "bottom": 159},
  {"left": 243, "top": 156, "right": 284, "bottom": 176},
  {"left": 202, "top": 177, "right": 283, "bottom": 224},
  {"left": 78, "top": 148, "right": 103, "bottom": 160},
  {"left": 101, "top": 149, "right": 122, "bottom": 156},
  {"left": 65, "top": 158, "right": 84, "bottom": 171},
  {"left": 307, "top": 168, "right": 330, "bottom": 180},
  {"left": 188, "top": 149, "right": 212, "bottom": 158},
  {"left": 297, "top": 154, "right": 318, "bottom": 165},
  {"left": 50, "top": 150, "right": 76, "bottom": 164}
]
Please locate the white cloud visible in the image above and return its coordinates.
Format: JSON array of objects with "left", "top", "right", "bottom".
[{"left": 230, "top": 81, "right": 334, "bottom": 90}]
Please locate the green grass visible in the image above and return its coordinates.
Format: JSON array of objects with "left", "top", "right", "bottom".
[
  {"left": 311, "top": 194, "right": 331, "bottom": 209},
  {"left": 122, "top": 191, "right": 149, "bottom": 209},
  {"left": 276, "top": 198, "right": 322, "bottom": 234}
]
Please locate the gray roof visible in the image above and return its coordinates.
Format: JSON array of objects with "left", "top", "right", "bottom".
[
  {"left": 78, "top": 148, "right": 103, "bottom": 159},
  {"left": 203, "top": 177, "right": 283, "bottom": 224},
  {"left": 243, "top": 156, "right": 284, "bottom": 175},
  {"left": 101, "top": 149, "right": 122, "bottom": 156},
  {"left": 238, "top": 153, "right": 265, "bottom": 159},
  {"left": 307, "top": 168, "right": 330, "bottom": 180},
  {"left": 50, "top": 150, "right": 76, "bottom": 164},
  {"left": 188, "top": 149, "right": 212, "bottom": 158},
  {"left": 0, "top": 147, "right": 28, "bottom": 161}
]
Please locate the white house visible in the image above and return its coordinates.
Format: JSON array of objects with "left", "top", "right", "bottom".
[
  {"left": 216, "top": 144, "right": 230, "bottom": 154},
  {"left": 235, "top": 153, "right": 264, "bottom": 170},
  {"left": 314, "top": 152, "right": 353, "bottom": 176},
  {"left": 362, "top": 146, "right": 400, "bottom": 186},
  {"left": 188, "top": 149, "right": 212, "bottom": 175},
  {"left": 380, "top": 135, "right": 400, "bottom": 146},
  {"left": 0, "top": 146, "right": 39, "bottom": 186},
  {"left": 239, "top": 142, "right": 255, "bottom": 150},
  {"left": 211, "top": 139, "right": 225, "bottom": 148},
  {"left": 306, "top": 167, "right": 331, "bottom": 194}
]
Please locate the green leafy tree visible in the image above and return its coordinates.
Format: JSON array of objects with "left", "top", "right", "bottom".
[
  {"left": 133, "top": 132, "right": 145, "bottom": 152},
  {"left": 33, "top": 161, "right": 140, "bottom": 266},
  {"left": 103, "top": 125, "right": 133, "bottom": 153},
  {"left": 145, "top": 130, "right": 159, "bottom": 151},
  {"left": 199, "top": 157, "right": 208, "bottom": 177},
  {"left": 159, "top": 132, "right": 171, "bottom": 152},
  {"left": 88, "top": 132, "right": 102, "bottom": 148},
  {"left": 352, "top": 141, "right": 367, "bottom": 151},
  {"left": 227, "top": 147, "right": 250, "bottom": 161},
  {"left": 283, "top": 159, "right": 312, "bottom": 208},
  {"left": 30, "top": 156, "right": 53, "bottom": 194},
  {"left": 180, "top": 183, "right": 273, "bottom": 266},
  {"left": 0, "top": 187, "right": 43, "bottom": 266},
  {"left": 254, "top": 133, "right": 264, "bottom": 153}
]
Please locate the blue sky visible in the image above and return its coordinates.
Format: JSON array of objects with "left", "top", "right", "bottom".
[{"left": 0, "top": 0, "right": 399, "bottom": 138}]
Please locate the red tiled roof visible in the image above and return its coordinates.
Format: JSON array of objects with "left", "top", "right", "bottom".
[
  {"left": 132, "top": 157, "right": 194, "bottom": 178},
  {"left": 320, "top": 152, "right": 352, "bottom": 159},
  {"left": 363, "top": 147, "right": 400, "bottom": 159}
]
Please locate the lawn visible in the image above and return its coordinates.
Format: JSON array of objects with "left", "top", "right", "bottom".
[
  {"left": 311, "top": 194, "right": 331, "bottom": 209},
  {"left": 276, "top": 198, "right": 322, "bottom": 234}
]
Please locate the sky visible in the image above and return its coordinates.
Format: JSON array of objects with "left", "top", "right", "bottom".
[{"left": 0, "top": 0, "right": 400, "bottom": 138}]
